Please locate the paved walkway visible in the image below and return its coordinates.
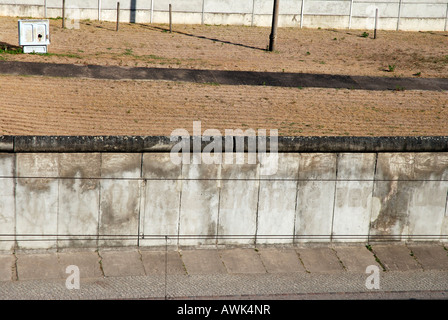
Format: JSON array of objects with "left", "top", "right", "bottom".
[
  {"left": 1, "top": 244, "right": 447, "bottom": 299},
  {"left": 1, "top": 61, "right": 447, "bottom": 91}
]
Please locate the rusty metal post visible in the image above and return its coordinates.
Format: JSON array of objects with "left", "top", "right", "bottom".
[
  {"left": 169, "top": 4, "right": 172, "bottom": 33},
  {"left": 374, "top": 8, "right": 378, "bottom": 39},
  {"left": 269, "top": 0, "right": 279, "bottom": 51},
  {"left": 116, "top": 2, "right": 120, "bottom": 31},
  {"left": 62, "top": 0, "right": 65, "bottom": 28}
]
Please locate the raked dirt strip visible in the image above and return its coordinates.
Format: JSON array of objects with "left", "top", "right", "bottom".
[{"left": 0, "top": 74, "right": 447, "bottom": 136}]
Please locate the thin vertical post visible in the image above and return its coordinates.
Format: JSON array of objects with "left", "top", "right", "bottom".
[
  {"left": 444, "top": 3, "right": 448, "bottom": 32},
  {"left": 150, "top": 0, "right": 154, "bottom": 23},
  {"left": 62, "top": 0, "right": 65, "bottom": 28},
  {"left": 98, "top": 0, "right": 101, "bottom": 21},
  {"left": 374, "top": 8, "right": 378, "bottom": 39},
  {"left": 300, "top": 0, "right": 305, "bottom": 28},
  {"left": 396, "top": 0, "right": 402, "bottom": 31},
  {"left": 348, "top": 0, "right": 354, "bottom": 29},
  {"left": 169, "top": 4, "right": 172, "bottom": 33},
  {"left": 251, "top": 0, "right": 255, "bottom": 27},
  {"left": 44, "top": 0, "right": 47, "bottom": 18},
  {"left": 269, "top": 0, "right": 280, "bottom": 51},
  {"left": 116, "top": 2, "right": 120, "bottom": 31},
  {"left": 201, "top": 0, "right": 205, "bottom": 25}
]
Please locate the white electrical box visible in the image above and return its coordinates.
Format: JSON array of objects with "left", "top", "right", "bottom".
[{"left": 18, "top": 19, "right": 50, "bottom": 54}]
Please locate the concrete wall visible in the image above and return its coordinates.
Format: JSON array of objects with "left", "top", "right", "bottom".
[
  {"left": 1, "top": 0, "right": 447, "bottom": 31},
  {"left": 1, "top": 149, "right": 447, "bottom": 251}
]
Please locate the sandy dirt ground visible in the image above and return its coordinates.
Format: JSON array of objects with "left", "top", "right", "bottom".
[
  {"left": 0, "top": 16, "right": 447, "bottom": 78},
  {"left": 0, "top": 74, "right": 446, "bottom": 136},
  {"left": 0, "top": 16, "right": 446, "bottom": 136}
]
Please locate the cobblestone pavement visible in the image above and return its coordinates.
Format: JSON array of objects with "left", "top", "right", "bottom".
[{"left": 0, "top": 244, "right": 447, "bottom": 300}]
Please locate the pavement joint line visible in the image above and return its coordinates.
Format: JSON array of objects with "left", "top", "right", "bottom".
[
  {"left": 366, "top": 244, "right": 387, "bottom": 271},
  {"left": 406, "top": 243, "right": 425, "bottom": 270},
  {"left": 295, "top": 249, "right": 310, "bottom": 273},
  {"left": 255, "top": 248, "right": 269, "bottom": 274},
  {"left": 178, "top": 250, "right": 189, "bottom": 276},
  {"left": 12, "top": 249, "right": 18, "bottom": 281},
  {"left": 96, "top": 250, "right": 105, "bottom": 278},
  {"left": 137, "top": 249, "right": 146, "bottom": 276},
  {"left": 331, "top": 247, "right": 347, "bottom": 272},
  {"left": 217, "top": 249, "right": 229, "bottom": 274}
]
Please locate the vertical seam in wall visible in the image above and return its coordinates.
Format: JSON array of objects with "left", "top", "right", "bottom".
[
  {"left": 97, "top": 153, "right": 102, "bottom": 250},
  {"left": 137, "top": 152, "right": 144, "bottom": 247},
  {"left": 12, "top": 152, "right": 19, "bottom": 281},
  {"left": 215, "top": 163, "right": 222, "bottom": 247},
  {"left": 292, "top": 155, "right": 300, "bottom": 246},
  {"left": 56, "top": 156, "right": 60, "bottom": 252},
  {"left": 330, "top": 153, "right": 339, "bottom": 243},
  {"left": 368, "top": 152, "right": 379, "bottom": 244},
  {"left": 13, "top": 152, "right": 17, "bottom": 252},
  {"left": 348, "top": 0, "right": 354, "bottom": 29},
  {"left": 176, "top": 160, "right": 184, "bottom": 249},
  {"left": 254, "top": 161, "right": 261, "bottom": 247}
]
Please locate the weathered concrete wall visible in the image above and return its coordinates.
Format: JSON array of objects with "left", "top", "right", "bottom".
[
  {"left": 1, "top": 147, "right": 447, "bottom": 251},
  {"left": 1, "top": 0, "right": 447, "bottom": 31}
]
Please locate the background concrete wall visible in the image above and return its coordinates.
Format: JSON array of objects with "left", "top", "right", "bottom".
[
  {"left": 1, "top": 151, "right": 447, "bottom": 251},
  {"left": 1, "top": 0, "right": 447, "bottom": 31}
]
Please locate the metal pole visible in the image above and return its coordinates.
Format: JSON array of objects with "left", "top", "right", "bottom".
[
  {"left": 374, "top": 8, "right": 378, "bottom": 39},
  {"left": 348, "top": 0, "right": 354, "bottom": 29},
  {"left": 44, "top": 0, "right": 47, "bottom": 18},
  {"left": 396, "top": 0, "right": 402, "bottom": 31},
  {"left": 300, "top": 0, "right": 305, "bottom": 28},
  {"left": 116, "top": 2, "right": 120, "bottom": 31},
  {"left": 269, "top": 0, "right": 280, "bottom": 51},
  {"left": 169, "top": 4, "right": 172, "bottom": 33},
  {"left": 62, "top": 0, "right": 65, "bottom": 28}
]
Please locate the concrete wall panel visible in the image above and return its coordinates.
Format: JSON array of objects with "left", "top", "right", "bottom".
[
  {"left": 154, "top": 0, "right": 203, "bottom": 12},
  {"left": 332, "top": 153, "right": 376, "bottom": 242},
  {"left": 99, "top": 179, "right": 141, "bottom": 247},
  {"left": 1, "top": 149, "right": 448, "bottom": 249},
  {"left": 141, "top": 153, "right": 181, "bottom": 246},
  {"left": 16, "top": 154, "right": 59, "bottom": 249},
  {"left": 218, "top": 156, "right": 259, "bottom": 245},
  {"left": 57, "top": 153, "right": 101, "bottom": 249},
  {"left": 16, "top": 178, "right": 59, "bottom": 249},
  {"left": 99, "top": 152, "right": 142, "bottom": 247},
  {"left": 295, "top": 154, "right": 336, "bottom": 242},
  {"left": 0, "top": 154, "right": 15, "bottom": 251},
  {"left": 305, "top": 0, "right": 350, "bottom": 15},
  {"left": 257, "top": 154, "right": 299, "bottom": 244},
  {"left": 204, "top": 0, "right": 253, "bottom": 14},
  {"left": 178, "top": 158, "right": 220, "bottom": 246}
]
